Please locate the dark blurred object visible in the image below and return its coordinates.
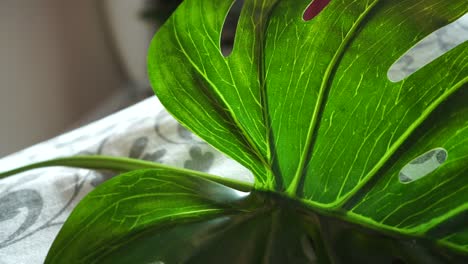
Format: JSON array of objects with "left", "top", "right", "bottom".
[
  {"left": 141, "top": 0, "right": 243, "bottom": 55},
  {"left": 141, "top": 0, "right": 183, "bottom": 24}
]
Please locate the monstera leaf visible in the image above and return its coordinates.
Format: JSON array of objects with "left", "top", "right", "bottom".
[{"left": 2, "top": 0, "right": 464, "bottom": 263}]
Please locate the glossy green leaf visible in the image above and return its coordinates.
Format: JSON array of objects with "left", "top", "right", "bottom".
[
  {"left": 147, "top": 0, "right": 468, "bottom": 259},
  {"left": 45, "top": 169, "right": 254, "bottom": 263}
]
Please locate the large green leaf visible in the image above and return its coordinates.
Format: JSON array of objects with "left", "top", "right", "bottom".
[{"left": 147, "top": 0, "right": 468, "bottom": 258}]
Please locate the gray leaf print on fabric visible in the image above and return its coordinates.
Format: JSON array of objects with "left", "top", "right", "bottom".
[
  {"left": 154, "top": 111, "right": 205, "bottom": 145},
  {"left": 142, "top": 150, "right": 166, "bottom": 162},
  {"left": 129, "top": 137, "right": 149, "bottom": 159},
  {"left": 129, "top": 136, "right": 166, "bottom": 162},
  {"left": 184, "top": 147, "right": 214, "bottom": 172},
  {"left": 0, "top": 190, "right": 43, "bottom": 246}
]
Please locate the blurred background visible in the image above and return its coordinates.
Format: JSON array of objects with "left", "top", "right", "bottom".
[
  {"left": 0, "top": 0, "right": 246, "bottom": 158},
  {"left": 0, "top": 0, "right": 185, "bottom": 157}
]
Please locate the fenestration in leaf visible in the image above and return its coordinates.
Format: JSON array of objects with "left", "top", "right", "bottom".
[{"left": 148, "top": 0, "right": 467, "bottom": 256}]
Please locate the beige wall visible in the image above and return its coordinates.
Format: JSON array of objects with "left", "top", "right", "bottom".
[{"left": 0, "top": 1, "right": 123, "bottom": 157}]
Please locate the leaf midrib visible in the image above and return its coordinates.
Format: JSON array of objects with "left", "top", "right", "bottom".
[
  {"left": 171, "top": 16, "right": 274, "bottom": 187},
  {"left": 286, "top": 0, "right": 381, "bottom": 196},
  {"left": 334, "top": 76, "right": 468, "bottom": 208}
]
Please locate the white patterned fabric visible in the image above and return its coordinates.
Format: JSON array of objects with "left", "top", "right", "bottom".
[
  {"left": 0, "top": 14, "right": 467, "bottom": 264},
  {"left": 0, "top": 97, "right": 252, "bottom": 263}
]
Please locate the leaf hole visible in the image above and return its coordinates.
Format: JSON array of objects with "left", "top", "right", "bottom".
[
  {"left": 303, "top": 0, "right": 331, "bottom": 21},
  {"left": 387, "top": 13, "right": 468, "bottom": 82},
  {"left": 221, "top": 0, "right": 244, "bottom": 57},
  {"left": 399, "top": 148, "right": 448, "bottom": 184}
]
